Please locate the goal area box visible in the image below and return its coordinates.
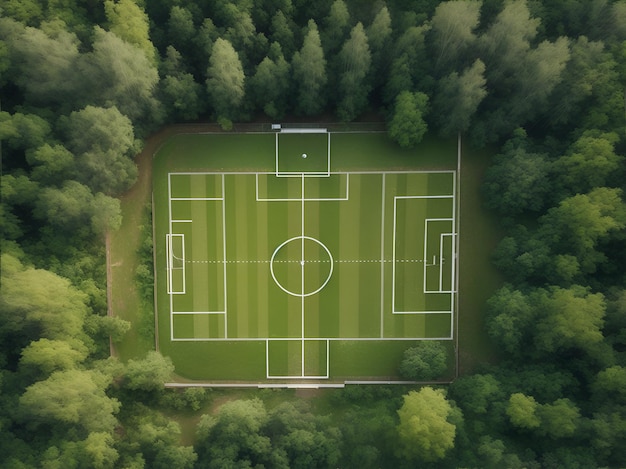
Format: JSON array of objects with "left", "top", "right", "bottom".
[
  {"left": 152, "top": 131, "right": 459, "bottom": 386},
  {"left": 276, "top": 129, "right": 330, "bottom": 176}
]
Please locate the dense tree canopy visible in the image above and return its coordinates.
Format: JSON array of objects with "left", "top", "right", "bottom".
[{"left": 1, "top": 0, "right": 625, "bottom": 466}]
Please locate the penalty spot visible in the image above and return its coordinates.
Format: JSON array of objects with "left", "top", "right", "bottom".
[{"left": 301, "top": 153, "right": 307, "bottom": 159}]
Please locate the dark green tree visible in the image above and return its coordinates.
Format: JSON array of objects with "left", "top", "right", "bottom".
[
  {"left": 292, "top": 20, "right": 327, "bottom": 116},
  {"left": 398, "top": 341, "right": 448, "bottom": 380},
  {"left": 249, "top": 42, "right": 291, "bottom": 119},
  {"left": 434, "top": 59, "right": 487, "bottom": 137}
]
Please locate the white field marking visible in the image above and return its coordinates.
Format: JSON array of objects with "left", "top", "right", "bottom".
[
  {"left": 172, "top": 335, "right": 454, "bottom": 342},
  {"left": 280, "top": 128, "right": 328, "bottom": 133},
  {"left": 172, "top": 219, "right": 193, "bottom": 223},
  {"left": 276, "top": 172, "right": 331, "bottom": 178},
  {"left": 258, "top": 173, "right": 350, "bottom": 202},
  {"left": 256, "top": 173, "right": 349, "bottom": 201},
  {"left": 275, "top": 132, "right": 279, "bottom": 176},
  {"left": 168, "top": 170, "right": 455, "bottom": 176},
  {"left": 274, "top": 132, "right": 331, "bottom": 177},
  {"left": 170, "top": 197, "right": 223, "bottom": 201},
  {"left": 423, "top": 219, "right": 453, "bottom": 294},
  {"left": 168, "top": 173, "right": 173, "bottom": 341},
  {"left": 171, "top": 311, "right": 226, "bottom": 315},
  {"left": 166, "top": 234, "right": 186, "bottom": 295},
  {"left": 439, "top": 233, "right": 454, "bottom": 292},
  {"left": 380, "top": 173, "right": 386, "bottom": 338},
  {"left": 452, "top": 162, "right": 459, "bottom": 343},
  {"left": 166, "top": 170, "right": 457, "bottom": 342},
  {"left": 183, "top": 258, "right": 424, "bottom": 264},
  {"left": 265, "top": 339, "right": 330, "bottom": 379},
  {"left": 393, "top": 198, "right": 455, "bottom": 314},
  {"left": 327, "top": 132, "right": 331, "bottom": 176},
  {"left": 222, "top": 173, "right": 228, "bottom": 338},
  {"left": 391, "top": 196, "right": 397, "bottom": 314},
  {"left": 269, "top": 236, "right": 334, "bottom": 297},
  {"left": 394, "top": 195, "right": 454, "bottom": 199},
  {"left": 301, "top": 174, "right": 305, "bottom": 377}
]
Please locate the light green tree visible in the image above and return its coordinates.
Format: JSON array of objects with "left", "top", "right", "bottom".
[
  {"left": 430, "top": 0, "right": 482, "bottom": 73},
  {"left": 124, "top": 351, "right": 175, "bottom": 391},
  {"left": 534, "top": 286, "right": 605, "bottom": 355},
  {"left": 19, "top": 369, "right": 120, "bottom": 433},
  {"left": 0, "top": 254, "right": 88, "bottom": 342},
  {"left": 26, "top": 144, "right": 75, "bottom": 185},
  {"left": 80, "top": 27, "right": 160, "bottom": 123},
  {"left": 555, "top": 131, "right": 623, "bottom": 192},
  {"left": 506, "top": 393, "right": 540, "bottom": 430},
  {"left": 336, "top": 22, "right": 371, "bottom": 121},
  {"left": 206, "top": 38, "right": 245, "bottom": 123},
  {"left": 104, "top": 0, "right": 156, "bottom": 62},
  {"left": 20, "top": 338, "right": 88, "bottom": 375},
  {"left": 396, "top": 387, "right": 457, "bottom": 462},
  {"left": 388, "top": 91, "right": 429, "bottom": 148}
]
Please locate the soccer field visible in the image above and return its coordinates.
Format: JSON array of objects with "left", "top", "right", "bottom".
[{"left": 153, "top": 131, "right": 458, "bottom": 385}]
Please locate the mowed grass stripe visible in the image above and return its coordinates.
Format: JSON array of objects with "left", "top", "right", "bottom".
[
  {"left": 357, "top": 174, "right": 384, "bottom": 337},
  {"left": 254, "top": 193, "right": 270, "bottom": 338},
  {"left": 338, "top": 175, "right": 361, "bottom": 337}
]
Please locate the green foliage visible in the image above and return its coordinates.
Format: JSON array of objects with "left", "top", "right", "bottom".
[
  {"left": 429, "top": 0, "right": 481, "bottom": 74},
  {"left": 336, "top": 22, "right": 371, "bottom": 121},
  {"left": 19, "top": 369, "right": 120, "bottom": 433},
  {"left": 206, "top": 38, "right": 245, "bottom": 121},
  {"left": 249, "top": 42, "right": 290, "bottom": 119},
  {"left": 104, "top": 0, "right": 156, "bottom": 62},
  {"left": 292, "top": 20, "right": 327, "bottom": 115},
  {"left": 81, "top": 27, "right": 161, "bottom": 124},
  {"left": 124, "top": 351, "right": 174, "bottom": 391},
  {"left": 554, "top": 131, "right": 623, "bottom": 193},
  {"left": 0, "top": 254, "right": 88, "bottom": 342},
  {"left": 506, "top": 393, "right": 540, "bottom": 430},
  {"left": 19, "top": 338, "right": 88, "bottom": 375},
  {"left": 398, "top": 341, "right": 448, "bottom": 380},
  {"left": 482, "top": 132, "right": 552, "bottom": 216},
  {"left": 396, "top": 387, "right": 457, "bottom": 462},
  {"left": 388, "top": 91, "right": 429, "bottom": 148},
  {"left": 434, "top": 59, "right": 487, "bottom": 136},
  {"left": 64, "top": 105, "right": 138, "bottom": 196}
]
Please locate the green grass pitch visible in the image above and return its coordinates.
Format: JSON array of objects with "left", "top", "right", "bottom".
[{"left": 153, "top": 132, "right": 458, "bottom": 384}]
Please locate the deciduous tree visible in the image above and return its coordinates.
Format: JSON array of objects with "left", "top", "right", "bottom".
[
  {"left": 19, "top": 369, "right": 120, "bottom": 433},
  {"left": 388, "top": 91, "right": 429, "bottom": 148},
  {"left": 396, "top": 387, "right": 457, "bottom": 462},
  {"left": 398, "top": 341, "right": 448, "bottom": 380},
  {"left": 206, "top": 38, "right": 245, "bottom": 123}
]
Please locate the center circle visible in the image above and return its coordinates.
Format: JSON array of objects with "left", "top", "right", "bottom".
[{"left": 270, "top": 236, "right": 333, "bottom": 297}]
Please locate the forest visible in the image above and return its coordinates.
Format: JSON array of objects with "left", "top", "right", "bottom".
[{"left": 0, "top": 0, "right": 625, "bottom": 467}]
